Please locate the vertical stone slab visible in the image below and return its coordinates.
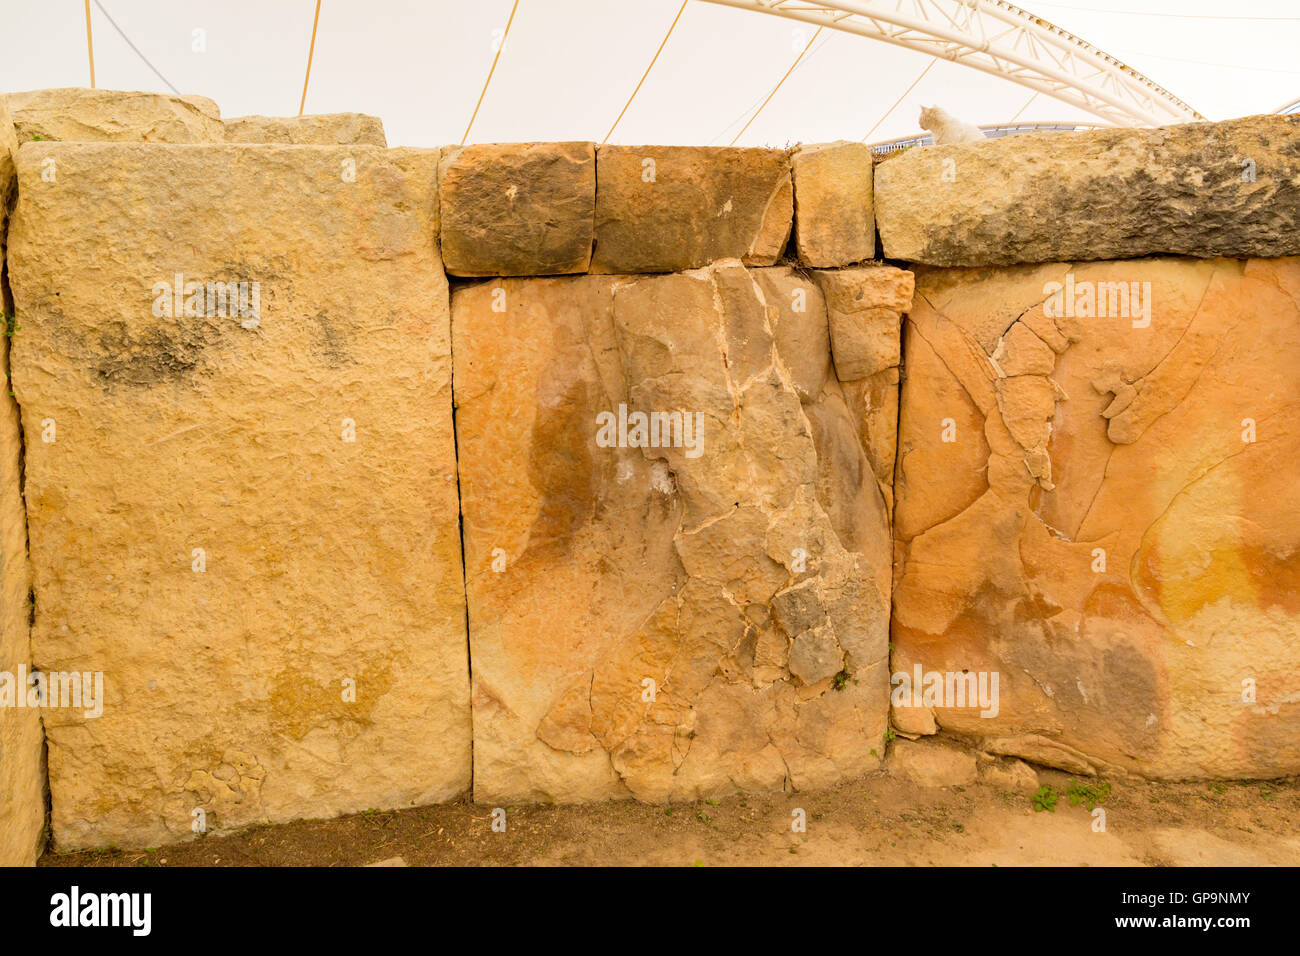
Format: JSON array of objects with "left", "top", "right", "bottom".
[
  {"left": 0, "top": 95, "right": 44, "bottom": 867},
  {"left": 791, "top": 141, "right": 875, "bottom": 267},
  {"left": 8, "top": 143, "right": 470, "bottom": 849},
  {"left": 891, "top": 258, "right": 1300, "bottom": 776},
  {"left": 454, "top": 262, "right": 893, "bottom": 803}
]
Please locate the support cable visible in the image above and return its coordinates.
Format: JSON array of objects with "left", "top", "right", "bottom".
[
  {"left": 729, "top": 25, "right": 822, "bottom": 146},
  {"left": 603, "top": 0, "right": 689, "bottom": 145},
  {"left": 299, "top": 0, "right": 322, "bottom": 116},
  {"left": 462, "top": 0, "right": 521, "bottom": 146}
]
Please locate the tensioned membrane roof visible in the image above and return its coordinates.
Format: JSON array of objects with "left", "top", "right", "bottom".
[{"left": 1, "top": 0, "right": 1297, "bottom": 148}]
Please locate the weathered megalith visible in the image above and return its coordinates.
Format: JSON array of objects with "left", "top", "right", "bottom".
[
  {"left": 874, "top": 115, "right": 1300, "bottom": 266},
  {"left": 454, "top": 260, "right": 904, "bottom": 803},
  {"left": 4, "top": 88, "right": 225, "bottom": 143},
  {"left": 591, "top": 146, "right": 792, "bottom": 274},
  {"left": 8, "top": 142, "right": 471, "bottom": 849},
  {"left": 791, "top": 141, "right": 875, "bottom": 268},
  {"left": 0, "top": 95, "right": 44, "bottom": 868},
  {"left": 439, "top": 142, "right": 595, "bottom": 276},
  {"left": 223, "top": 113, "right": 387, "bottom": 146},
  {"left": 891, "top": 257, "right": 1300, "bottom": 777}
]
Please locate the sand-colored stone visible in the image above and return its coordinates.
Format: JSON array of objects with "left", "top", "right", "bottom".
[
  {"left": 454, "top": 260, "right": 895, "bottom": 803},
  {"left": 892, "top": 257, "right": 1300, "bottom": 778},
  {"left": 439, "top": 142, "right": 594, "bottom": 276},
  {"left": 889, "top": 738, "right": 977, "bottom": 788},
  {"left": 0, "top": 96, "right": 44, "bottom": 867},
  {"left": 979, "top": 757, "right": 1039, "bottom": 794},
  {"left": 223, "top": 113, "right": 386, "bottom": 146},
  {"left": 875, "top": 115, "right": 1300, "bottom": 266},
  {"left": 8, "top": 143, "right": 470, "bottom": 849},
  {"left": 591, "top": 146, "right": 792, "bottom": 274},
  {"left": 792, "top": 141, "right": 874, "bottom": 267},
  {"left": 5, "top": 88, "right": 224, "bottom": 143},
  {"left": 815, "top": 266, "right": 914, "bottom": 382}
]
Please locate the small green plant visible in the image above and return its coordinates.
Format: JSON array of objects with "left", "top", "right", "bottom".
[
  {"left": 1066, "top": 779, "right": 1112, "bottom": 811},
  {"left": 2, "top": 314, "right": 16, "bottom": 338},
  {"left": 695, "top": 810, "right": 711, "bottom": 824},
  {"left": 884, "top": 727, "right": 897, "bottom": 742},
  {"left": 831, "top": 668, "right": 850, "bottom": 691},
  {"left": 1032, "top": 785, "right": 1058, "bottom": 813}
]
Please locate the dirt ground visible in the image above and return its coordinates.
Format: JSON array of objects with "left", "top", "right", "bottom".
[{"left": 38, "top": 768, "right": 1300, "bottom": 867}]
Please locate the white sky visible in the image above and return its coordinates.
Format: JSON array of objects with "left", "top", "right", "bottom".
[{"left": 1, "top": 0, "right": 1298, "bottom": 148}]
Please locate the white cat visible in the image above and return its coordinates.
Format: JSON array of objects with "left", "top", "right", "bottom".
[{"left": 918, "top": 105, "right": 986, "bottom": 145}]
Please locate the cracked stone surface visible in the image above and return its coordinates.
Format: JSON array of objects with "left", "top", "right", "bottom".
[
  {"left": 891, "top": 257, "right": 1300, "bottom": 778},
  {"left": 874, "top": 116, "right": 1300, "bottom": 266},
  {"left": 0, "top": 96, "right": 43, "bottom": 867},
  {"left": 454, "top": 261, "right": 899, "bottom": 803},
  {"left": 591, "top": 147, "right": 792, "bottom": 274},
  {"left": 7, "top": 143, "right": 471, "bottom": 849},
  {"left": 4, "top": 88, "right": 225, "bottom": 143}
]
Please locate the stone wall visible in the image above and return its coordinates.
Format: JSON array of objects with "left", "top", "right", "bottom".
[
  {"left": 0, "top": 89, "right": 1295, "bottom": 861},
  {"left": 0, "top": 93, "right": 44, "bottom": 868}
]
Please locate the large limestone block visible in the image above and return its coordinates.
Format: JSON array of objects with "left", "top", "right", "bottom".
[
  {"left": 792, "top": 141, "right": 875, "bottom": 267},
  {"left": 815, "top": 266, "right": 914, "bottom": 381},
  {"left": 224, "top": 113, "right": 387, "bottom": 146},
  {"left": 875, "top": 116, "right": 1300, "bottom": 266},
  {"left": 454, "top": 260, "right": 895, "bottom": 803},
  {"left": 439, "top": 142, "right": 595, "bottom": 276},
  {"left": 0, "top": 97, "right": 44, "bottom": 867},
  {"left": 8, "top": 143, "right": 471, "bottom": 849},
  {"left": 591, "top": 146, "right": 792, "bottom": 274},
  {"left": 5, "top": 88, "right": 224, "bottom": 143},
  {"left": 892, "top": 257, "right": 1300, "bottom": 779}
]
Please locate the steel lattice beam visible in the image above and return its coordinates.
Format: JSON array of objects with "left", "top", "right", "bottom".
[{"left": 698, "top": 0, "right": 1203, "bottom": 128}]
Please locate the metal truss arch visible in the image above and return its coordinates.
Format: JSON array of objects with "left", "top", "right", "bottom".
[{"left": 698, "top": 0, "right": 1203, "bottom": 128}]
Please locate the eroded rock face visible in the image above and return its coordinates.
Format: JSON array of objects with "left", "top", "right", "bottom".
[
  {"left": 0, "top": 97, "right": 43, "bottom": 868},
  {"left": 875, "top": 116, "right": 1300, "bottom": 266},
  {"left": 8, "top": 143, "right": 471, "bottom": 849},
  {"left": 5, "top": 88, "right": 224, "bottom": 143},
  {"left": 792, "top": 141, "right": 874, "bottom": 267},
  {"left": 223, "top": 113, "right": 387, "bottom": 146},
  {"left": 592, "top": 147, "right": 792, "bottom": 274},
  {"left": 439, "top": 142, "right": 595, "bottom": 276},
  {"left": 892, "top": 257, "right": 1300, "bottom": 778},
  {"left": 454, "top": 260, "right": 895, "bottom": 803}
]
